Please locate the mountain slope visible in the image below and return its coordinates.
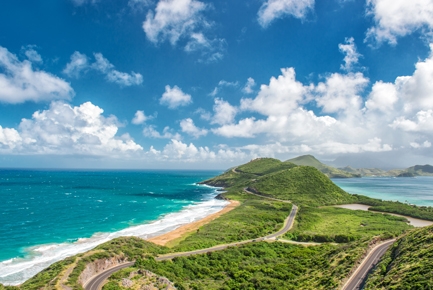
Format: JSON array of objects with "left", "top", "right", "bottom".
[
  {"left": 364, "top": 225, "right": 433, "bottom": 289},
  {"left": 286, "top": 155, "right": 361, "bottom": 178},
  {"left": 249, "top": 166, "right": 356, "bottom": 206}
]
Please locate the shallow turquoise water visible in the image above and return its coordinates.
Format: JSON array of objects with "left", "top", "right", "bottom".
[
  {"left": 332, "top": 176, "right": 433, "bottom": 206},
  {"left": 0, "top": 169, "right": 223, "bottom": 284}
]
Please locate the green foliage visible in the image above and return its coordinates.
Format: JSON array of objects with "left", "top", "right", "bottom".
[
  {"left": 364, "top": 225, "right": 433, "bottom": 289},
  {"left": 286, "top": 207, "right": 411, "bottom": 243},
  {"left": 251, "top": 166, "right": 356, "bottom": 206},
  {"left": 17, "top": 256, "right": 75, "bottom": 290},
  {"left": 111, "top": 241, "right": 369, "bottom": 290},
  {"left": 356, "top": 195, "right": 433, "bottom": 221},
  {"left": 236, "top": 158, "right": 297, "bottom": 176},
  {"left": 172, "top": 195, "right": 292, "bottom": 251}
]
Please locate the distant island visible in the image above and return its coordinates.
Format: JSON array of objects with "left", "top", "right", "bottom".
[
  {"left": 288, "top": 154, "right": 433, "bottom": 178},
  {"left": 2, "top": 156, "right": 433, "bottom": 290}
]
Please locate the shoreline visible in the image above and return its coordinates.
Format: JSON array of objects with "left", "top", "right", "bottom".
[
  {"left": 147, "top": 199, "right": 240, "bottom": 246},
  {"left": 334, "top": 204, "right": 433, "bottom": 227}
]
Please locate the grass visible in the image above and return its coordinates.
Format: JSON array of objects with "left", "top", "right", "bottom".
[
  {"left": 285, "top": 206, "right": 412, "bottom": 243},
  {"left": 251, "top": 166, "right": 356, "bottom": 206},
  {"left": 170, "top": 192, "right": 292, "bottom": 252}
]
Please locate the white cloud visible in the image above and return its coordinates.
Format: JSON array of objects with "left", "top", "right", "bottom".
[
  {"left": 143, "top": 125, "right": 181, "bottom": 140},
  {"left": 211, "top": 98, "right": 238, "bottom": 125},
  {"left": 365, "top": 81, "right": 398, "bottom": 113},
  {"left": 70, "top": 0, "right": 98, "bottom": 6},
  {"left": 240, "top": 68, "right": 307, "bottom": 116},
  {"left": 64, "top": 52, "right": 143, "bottom": 86},
  {"left": 0, "top": 46, "right": 74, "bottom": 104},
  {"left": 242, "top": 77, "right": 256, "bottom": 94},
  {"left": 180, "top": 118, "right": 207, "bottom": 138},
  {"left": 390, "top": 110, "right": 433, "bottom": 132},
  {"left": 410, "top": 140, "right": 432, "bottom": 148},
  {"left": 339, "top": 37, "right": 361, "bottom": 71},
  {"left": 63, "top": 51, "right": 89, "bottom": 78},
  {"left": 128, "top": 0, "right": 153, "bottom": 10},
  {"left": 143, "top": 0, "right": 207, "bottom": 44},
  {"left": 366, "top": 0, "right": 433, "bottom": 44},
  {"left": 142, "top": 0, "right": 225, "bottom": 61},
  {"left": 0, "top": 101, "right": 143, "bottom": 156},
  {"left": 132, "top": 110, "right": 153, "bottom": 125},
  {"left": 314, "top": 72, "right": 369, "bottom": 114},
  {"left": 22, "top": 46, "right": 43, "bottom": 63},
  {"left": 258, "top": 0, "right": 315, "bottom": 28},
  {"left": 160, "top": 85, "right": 192, "bottom": 109}
]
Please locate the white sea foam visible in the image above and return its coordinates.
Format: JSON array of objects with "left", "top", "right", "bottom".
[{"left": 0, "top": 189, "right": 228, "bottom": 286}]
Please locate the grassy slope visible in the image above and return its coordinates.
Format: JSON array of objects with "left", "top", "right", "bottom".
[
  {"left": 250, "top": 166, "right": 356, "bottom": 206},
  {"left": 286, "top": 155, "right": 361, "bottom": 178},
  {"left": 364, "top": 225, "right": 433, "bottom": 289},
  {"left": 286, "top": 207, "right": 411, "bottom": 243}
]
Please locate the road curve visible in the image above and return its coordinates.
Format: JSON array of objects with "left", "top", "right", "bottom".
[
  {"left": 156, "top": 204, "right": 298, "bottom": 261},
  {"left": 84, "top": 262, "right": 134, "bottom": 290},
  {"left": 83, "top": 191, "right": 297, "bottom": 290},
  {"left": 342, "top": 239, "right": 395, "bottom": 290}
]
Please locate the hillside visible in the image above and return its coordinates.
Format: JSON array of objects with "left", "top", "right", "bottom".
[
  {"left": 364, "top": 225, "right": 433, "bottom": 289},
  {"left": 248, "top": 166, "right": 356, "bottom": 206},
  {"left": 286, "top": 155, "right": 361, "bottom": 178},
  {"left": 338, "top": 164, "right": 433, "bottom": 177}
]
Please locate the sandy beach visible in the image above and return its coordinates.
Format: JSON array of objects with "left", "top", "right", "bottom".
[{"left": 148, "top": 200, "right": 240, "bottom": 246}]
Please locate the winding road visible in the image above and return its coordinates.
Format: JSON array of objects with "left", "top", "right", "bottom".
[
  {"left": 342, "top": 239, "right": 396, "bottom": 290},
  {"left": 84, "top": 192, "right": 297, "bottom": 290}
]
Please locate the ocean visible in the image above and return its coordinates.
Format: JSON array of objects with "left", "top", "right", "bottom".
[
  {"left": 332, "top": 176, "right": 433, "bottom": 206},
  {"left": 0, "top": 169, "right": 226, "bottom": 285}
]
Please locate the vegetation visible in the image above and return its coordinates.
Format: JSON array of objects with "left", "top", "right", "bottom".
[
  {"left": 106, "top": 240, "right": 369, "bottom": 290},
  {"left": 364, "top": 225, "right": 433, "bottom": 289},
  {"left": 339, "top": 163, "right": 433, "bottom": 177},
  {"left": 235, "top": 158, "right": 297, "bottom": 176},
  {"left": 286, "top": 206, "right": 411, "bottom": 243},
  {"left": 171, "top": 193, "right": 292, "bottom": 251},
  {"left": 356, "top": 195, "right": 433, "bottom": 221},
  {"left": 286, "top": 155, "right": 361, "bottom": 178},
  {"left": 250, "top": 166, "right": 356, "bottom": 206}
]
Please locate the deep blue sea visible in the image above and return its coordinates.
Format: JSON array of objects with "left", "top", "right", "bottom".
[
  {"left": 0, "top": 170, "right": 224, "bottom": 285},
  {"left": 332, "top": 176, "right": 433, "bottom": 206}
]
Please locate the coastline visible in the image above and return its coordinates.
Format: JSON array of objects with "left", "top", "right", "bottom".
[
  {"left": 0, "top": 184, "right": 228, "bottom": 286},
  {"left": 148, "top": 199, "right": 240, "bottom": 246}
]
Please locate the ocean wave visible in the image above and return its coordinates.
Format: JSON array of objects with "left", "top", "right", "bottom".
[{"left": 0, "top": 188, "right": 227, "bottom": 286}]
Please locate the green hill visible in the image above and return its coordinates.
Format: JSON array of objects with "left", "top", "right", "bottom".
[
  {"left": 286, "top": 155, "right": 361, "bottom": 178},
  {"left": 249, "top": 166, "right": 356, "bottom": 206},
  {"left": 364, "top": 225, "right": 433, "bottom": 289},
  {"left": 406, "top": 164, "right": 433, "bottom": 176}
]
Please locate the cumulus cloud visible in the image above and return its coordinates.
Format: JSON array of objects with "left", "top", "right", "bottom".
[
  {"left": 366, "top": 0, "right": 433, "bottom": 44},
  {"left": 63, "top": 52, "right": 143, "bottom": 86},
  {"left": 143, "top": 0, "right": 225, "bottom": 61},
  {"left": 241, "top": 68, "right": 307, "bottom": 116},
  {"left": 132, "top": 110, "right": 153, "bottom": 125},
  {"left": 180, "top": 118, "right": 207, "bottom": 138},
  {"left": 63, "top": 51, "right": 89, "bottom": 78},
  {"left": 0, "top": 101, "right": 143, "bottom": 156},
  {"left": 314, "top": 72, "right": 369, "bottom": 114},
  {"left": 211, "top": 98, "right": 238, "bottom": 125},
  {"left": 0, "top": 46, "right": 74, "bottom": 104},
  {"left": 242, "top": 77, "right": 256, "bottom": 94},
  {"left": 339, "top": 37, "right": 361, "bottom": 71},
  {"left": 258, "top": 0, "right": 315, "bottom": 28},
  {"left": 160, "top": 85, "right": 192, "bottom": 109},
  {"left": 22, "top": 45, "right": 43, "bottom": 63},
  {"left": 143, "top": 125, "right": 181, "bottom": 140}
]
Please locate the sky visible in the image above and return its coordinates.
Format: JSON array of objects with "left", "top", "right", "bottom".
[{"left": 0, "top": 0, "right": 432, "bottom": 169}]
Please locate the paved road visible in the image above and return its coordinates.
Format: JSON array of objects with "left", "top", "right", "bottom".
[
  {"left": 244, "top": 187, "right": 292, "bottom": 203},
  {"left": 342, "top": 239, "right": 395, "bottom": 290},
  {"left": 84, "top": 190, "right": 297, "bottom": 290},
  {"left": 156, "top": 204, "right": 298, "bottom": 261},
  {"left": 85, "top": 262, "right": 134, "bottom": 290}
]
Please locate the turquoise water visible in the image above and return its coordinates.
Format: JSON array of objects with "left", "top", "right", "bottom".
[
  {"left": 332, "top": 176, "right": 433, "bottom": 206},
  {"left": 0, "top": 170, "right": 224, "bottom": 285}
]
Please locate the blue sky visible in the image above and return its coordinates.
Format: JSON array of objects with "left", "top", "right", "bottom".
[{"left": 0, "top": 0, "right": 432, "bottom": 169}]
